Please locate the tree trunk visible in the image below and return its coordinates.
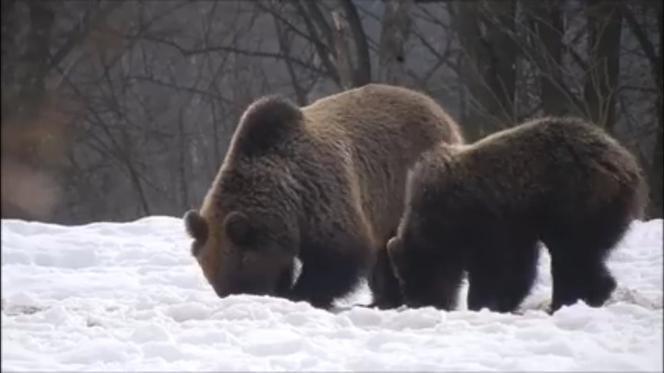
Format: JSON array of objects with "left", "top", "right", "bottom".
[
  {"left": 452, "top": 1, "right": 517, "bottom": 139},
  {"left": 178, "top": 108, "right": 189, "bottom": 211},
  {"left": 617, "top": 1, "right": 661, "bottom": 217},
  {"left": 583, "top": 0, "right": 622, "bottom": 131},
  {"left": 524, "top": 0, "right": 569, "bottom": 116},
  {"left": 649, "top": 2, "right": 663, "bottom": 218},
  {"left": 378, "top": 0, "right": 414, "bottom": 84},
  {"left": 1, "top": 1, "right": 58, "bottom": 220},
  {"left": 126, "top": 160, "right": 151, "bottom": 216},
  {"left": 338, "top": 0, "right": 371, "bottom": 86},
  {"left": 15, "top": 1, "right": 55, "bottom": 124},
  {"left": 484, "top": 1, "right": 517, "bottom": 121},
  {"left": 650, "top": 125, "right": 662, "bottom": 218},
  {"left": 332, "top": 11, "right": 356, "bottom": 89}
]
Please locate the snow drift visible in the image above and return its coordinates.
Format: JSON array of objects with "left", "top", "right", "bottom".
[{"left": 1, "top": 217, "right": 662, "bottom": 371}]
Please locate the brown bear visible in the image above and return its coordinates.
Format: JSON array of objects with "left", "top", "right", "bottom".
[
  {"left": 183, "top": 84, "right": 464, "bottom": 309},
  {"left": 386, "top": 116, "right": 647, "bottom": 313}
]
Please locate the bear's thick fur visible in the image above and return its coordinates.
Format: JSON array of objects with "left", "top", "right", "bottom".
[
  {"left": 387, "top": 117, "right": 647, "bottom": 313},
  {"left": 184, "top": 84, "right": 463, "bottom": 309}
]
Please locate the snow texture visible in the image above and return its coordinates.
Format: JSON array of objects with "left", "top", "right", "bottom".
[{"left": 1, "top": 217, "right": 662, "bottom": 371}]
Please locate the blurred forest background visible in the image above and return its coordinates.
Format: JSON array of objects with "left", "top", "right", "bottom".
[{"left": 1, "top": 0, "right": 662, "bottom": 224}]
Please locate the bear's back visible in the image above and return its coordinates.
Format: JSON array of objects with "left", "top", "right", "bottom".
[
  {"left": 421, "top": 117, "right": 644, "bottom": 220},
  {"left": 302, "top": 84, "right": 463, "bottom": 243},
  {"left": 462, "top": 117, "right": 641, "bottom": 191},
  {"left": 303, "top": 84, "right": 462, "bottom": 146}
]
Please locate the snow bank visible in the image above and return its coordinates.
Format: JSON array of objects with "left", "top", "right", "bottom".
[{"left": 1, "top": 217, "right": 662, "bottom": 371}]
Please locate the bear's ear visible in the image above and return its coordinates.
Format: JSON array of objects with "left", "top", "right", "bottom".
[
  {"left": 386, "top": 237, "right": 405, "bottom": 279},
  {"left": 235, "top": 96, "right": 303, "bottom": 156},
  {"left": 386, "top": 237, "right": 404, "bottom": 264},
  {"left": 386, "top": 237, "right": 400, "bottom": 255},
  {"left": 224, "top": 211, "right": 253, "bottom": 247},
  {"left": 184, "top": 209, "right": 208, "bottom": 243}
]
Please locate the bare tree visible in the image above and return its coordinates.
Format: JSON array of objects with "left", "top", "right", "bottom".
[
  {"left": 451, "top": 0, "right": 518, "bottom": 138},
  {"left": 2, "top": 0, "right": 660, "bottom": 222},
  {"left": 522, "top": 1, "right": 570, "bottom": 116},
  {"left": 378, "top": 0, "right": 414, "bottom": 84},
  {"left": 583, "top": 0, "right": 623, "bottom": 131},
  {"left": 620, "top": 0, "right": 662, "bottom": 217}
]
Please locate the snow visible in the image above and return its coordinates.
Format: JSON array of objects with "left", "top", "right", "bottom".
[{"left": 1, "top": 217, "right": 662, "bottom": 371}]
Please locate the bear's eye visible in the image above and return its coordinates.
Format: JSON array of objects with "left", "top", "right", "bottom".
[{"left": 225, "top": 211, "right": 253, "bottom": 246}]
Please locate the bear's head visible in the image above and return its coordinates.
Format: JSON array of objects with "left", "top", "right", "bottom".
[
  {"left": 386, "top": 234, "right": 436, "bottom": 308},
  {"left": 385, "top": 161, "right": 440, "bottom": 307},
  {"left": 184, "top": 207, "right": 299, "bottom": 298},
  {"left": 184, "top": 96, "right": 304, "bottom": 299},
  {"left": 388, "top": 234, "right": 462, "bottom": 310},
  {"left": 386, "top": 194, "right": 462, "bottom": 311}
]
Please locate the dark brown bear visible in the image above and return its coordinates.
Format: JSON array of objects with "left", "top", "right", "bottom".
[
  {"left": 387, "top": 117, "right": 647, "bottom": 313},
  {"left": 184, "top": 84, "right": 463, "bottom": 309}
]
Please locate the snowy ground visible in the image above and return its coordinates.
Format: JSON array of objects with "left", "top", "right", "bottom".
[{"left": 1, "top": 217, "right": 662, "bottom": 371}]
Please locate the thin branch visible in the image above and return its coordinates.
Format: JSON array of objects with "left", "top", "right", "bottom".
[
  {"left": 48, "top": 2, "right": 124, "bottom": 72},
  {"left": 140, "top": 34, "right": 329, "bottom": 76},
  {"left": 338, "top": 0, "right": 372, "bottom": 85}
]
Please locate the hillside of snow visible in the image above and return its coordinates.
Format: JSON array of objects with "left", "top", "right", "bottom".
[{"left": 1, "top": 217, "right": 662, "bottom": 371}]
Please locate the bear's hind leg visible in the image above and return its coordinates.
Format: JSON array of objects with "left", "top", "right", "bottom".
[
  {"left": 545, "top": 184, "right": 641, "bottom": 312},
  {"left": 497, "top": 236, "right": 540, "bottom": 313},
  {"left": 548, "top": 249, "right": 616, "bottom": 312},
  {"left": 545, "top": 218, "right": 627, "bottom": 312}
]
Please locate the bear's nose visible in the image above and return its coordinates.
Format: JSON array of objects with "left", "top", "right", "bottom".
[
  {"left": 211, "top": 282, "right": 230, "bottom": 298},
  {"left": 229, "top": 275, "right": 273, "bottom": 296},
  {"left": 211, "top": 281, "right": 266, "bottom": 298}
]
